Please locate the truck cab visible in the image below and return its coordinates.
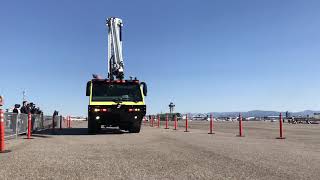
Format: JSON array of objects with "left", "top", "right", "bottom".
[{"left": 86, "top": 79, "right": 147, "bottom": 134}]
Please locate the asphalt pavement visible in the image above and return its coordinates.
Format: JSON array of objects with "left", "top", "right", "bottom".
[{"left": 0, "top": 121, "right": 319, "bottom": 180}]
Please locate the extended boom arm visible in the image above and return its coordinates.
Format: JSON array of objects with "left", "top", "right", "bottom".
[{"left": 107, "top": 17, "right": 124, "bottom": 80}]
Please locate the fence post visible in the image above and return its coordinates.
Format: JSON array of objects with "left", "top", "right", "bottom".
[
  {"left": 69, "top": 116, "right": 71, "bottom": 128},
  {"left": 237, "top": 113, "right": 244, "bottom": 137},
  {"left": 173, "top": 115, "right": 177, "bottom": 130},
  {"left": 27, "top": 113, "right": 31, "bottom": 139},
  {"left": 16, "top": 114, "right": 19, "bottom": 139},
  {"left": 41, "top": 114, "right": 44, "bottom": 129},
  {"left": 68, "top": 116, "right": 70, "bottom": 128},
  {"left": 184, "top": 114, "right": 189, "bottom": 132},
  {"left": 59, "top": 115, "right": 62, "bottom": 130},
  {"left": 52, "top": 115, "right": 55, "bottom": 132},
  {"left": 208, "top": 113, "right": 214, "bottom": 134},
  {"left": 165, "top": 114, "right": 169, "bottom": 129},
  {"left": 151, "top": 116, "right": 154, "bottom": 127},
  {"left": 66, "top": 116, "right": 68, "bottom": 128},
  {"left": 0, "top": 109, "right": 5, "bottom": 152},
  {"left": 277, "top": 113, "right": 286, "bottom": 139}
]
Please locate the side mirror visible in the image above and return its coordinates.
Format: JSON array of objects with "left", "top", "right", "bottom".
[
  {"left": 140, "top": 82, "right": 148, "bottom": 96},
  {"left": 86, "top": 81, "right": 91, "bottom": 96}
]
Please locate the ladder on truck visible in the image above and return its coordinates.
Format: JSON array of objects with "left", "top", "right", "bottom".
[{"left": 107, "top": 17, "right": 125, "bottom": 80}]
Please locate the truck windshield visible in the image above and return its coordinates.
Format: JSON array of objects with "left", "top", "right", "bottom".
[{"left": 91, "top": 83, "right": 142, "bottom": 102}]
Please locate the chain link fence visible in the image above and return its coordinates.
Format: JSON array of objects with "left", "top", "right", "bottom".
[{"left": 4, "top": 112, "right": 61, "bottom": 139}]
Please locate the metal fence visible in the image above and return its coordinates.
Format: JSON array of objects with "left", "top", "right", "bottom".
[{"left": 4, "top": 113, "right": 61, "bottom": 139}]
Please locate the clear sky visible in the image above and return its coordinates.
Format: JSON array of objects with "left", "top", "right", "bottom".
[{"left": 1, "top": 0, "right": 320, "bottom": 116}]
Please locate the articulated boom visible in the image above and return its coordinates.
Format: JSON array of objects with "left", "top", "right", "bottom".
[{"left": 107, "top": 17, "right": 124, "bottom": 80}]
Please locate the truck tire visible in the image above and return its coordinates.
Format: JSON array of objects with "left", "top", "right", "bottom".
[
  {"left": 97, "top": 123, "right": 101, "bottom": 131},
  {"left": 88, "top": 116, "right": 97, "bottom": 134},
  {"left": 129, "top": 120, "right": 141, "bottom": 133}
]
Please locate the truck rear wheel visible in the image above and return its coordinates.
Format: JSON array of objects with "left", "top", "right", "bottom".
[
  {"left": 129, "top": 120, "right": 141, "bottom": 133},
  {"left": 97, "top": 123, "right": 101, "bottom": 131}
]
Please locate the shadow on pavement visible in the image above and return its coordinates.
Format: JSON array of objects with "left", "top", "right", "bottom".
[
  {"left": 34, "top": 128, "right": 125, "bottom": 136},
  {"left": 30, "top": 134, "right": 52, "bottom": 138}
]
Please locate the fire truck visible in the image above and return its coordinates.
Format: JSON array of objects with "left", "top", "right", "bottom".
[{"left": 86, "top": 17, "right": 147, "bottom": 134}]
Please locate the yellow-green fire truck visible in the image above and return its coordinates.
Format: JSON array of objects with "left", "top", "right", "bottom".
[{"left": 86, "top": 17, "right": 147, "bottom": 134}]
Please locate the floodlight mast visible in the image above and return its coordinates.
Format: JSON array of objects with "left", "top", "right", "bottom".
[{"left": 107, "top": 17, "right": 124, "bottom": 80}]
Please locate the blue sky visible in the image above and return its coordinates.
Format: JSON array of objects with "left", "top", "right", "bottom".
[{"left": 1, "top": 0, "right": 320, "bottom": 116}]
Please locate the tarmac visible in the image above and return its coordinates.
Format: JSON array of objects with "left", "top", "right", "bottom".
[{"left": 0, "top": 121, "right": 319, "bottom": 180}]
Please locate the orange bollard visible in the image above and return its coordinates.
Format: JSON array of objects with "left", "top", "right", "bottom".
[
  {"left": 237, "top": 113, "right": 244, "bottom": 137},
  {"left": 157, "top": 115, "right": 160, "bottom": 128},
  {"left": 208, "top": 113, "right": 215, "bottom": 134},
  {"left": 184, "top": 114, "right": 189, "bottom": 132},
  {"left": 151, "top": 116, "right": 154, "bottom": 127},
  {"left": 277, "top": 113, "right": 286, "bottom": 139},
  {"left": 0, "top": 109, "right": 5, "bottom": 152},
  {"left": 27, "top": 113, "right": 31, "bottom": 139},
  {"left": 173, "top": 115, "right": 177, "bottom": 130},
  {"left": 165, "top": 114, "right": 169, "bottom": 129}
]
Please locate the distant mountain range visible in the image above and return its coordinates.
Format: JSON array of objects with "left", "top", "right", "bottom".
[{"left": 189, "top": 110, "right": 320, "bottom": 118}]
